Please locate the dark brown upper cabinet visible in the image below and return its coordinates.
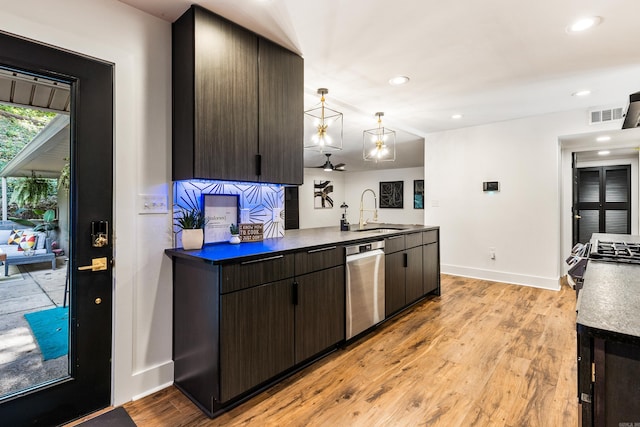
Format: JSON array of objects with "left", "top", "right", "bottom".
[{"left": 172, "top": 5, "right": 303, "bottom": 185}]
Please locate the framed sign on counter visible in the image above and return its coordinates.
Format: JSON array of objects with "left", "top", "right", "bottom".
[{"left": 203, "top": 194, "right": 239, "bottom": 243}]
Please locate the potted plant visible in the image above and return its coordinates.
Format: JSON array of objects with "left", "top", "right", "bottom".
[
  {"left": 229, "top": 223, "right": 240, "bottom": 244},
  {"left": 175, "top": 207, "right": 207, "bottom": 250}
]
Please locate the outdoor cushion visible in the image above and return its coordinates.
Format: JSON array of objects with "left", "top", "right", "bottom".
[
  {"left": 17, "top": 234, "right": 37, "bottom": 251},
  {"left": 8, "top": 229, "right": 23, "bottom": 245}
]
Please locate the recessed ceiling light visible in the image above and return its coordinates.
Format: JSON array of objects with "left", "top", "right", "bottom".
[
  {"left": 389, "top": 76, "right": 410, "bottom": 86},
  {"left": 598, "top": 150, "right": 610, "bottom": 156},
  {"left": 567, "top": 16, "right": 602, "bottom": 33},
  {"left": 572, "top": 90, "right": 591, "bottom": 97},
  {"left": 596, "top": 135, "right": 611, "bottom": 142},
  {"left": 451, "top": 114, "right": 463, "bottom": 119}
]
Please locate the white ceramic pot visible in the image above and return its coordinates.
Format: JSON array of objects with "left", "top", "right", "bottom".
[
  {"left": 181, "top": 229, "right": 203, "bottom": 250},
  {"left": 229, "top": 234, "right": 241, "bottom": 244}
]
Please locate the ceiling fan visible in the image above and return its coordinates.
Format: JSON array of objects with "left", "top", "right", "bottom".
[{"left": 316, "top": 153, "right": 345, "bottom": 172}]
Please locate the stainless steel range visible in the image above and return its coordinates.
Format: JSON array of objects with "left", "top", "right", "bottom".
[
  {"left": 567, "top": 233, "right": 640, "bottom": 292},
  {"left": 589, "top": 239, "right": 640, "bottom": 264}
]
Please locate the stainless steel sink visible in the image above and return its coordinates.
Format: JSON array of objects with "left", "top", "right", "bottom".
[{"left": 352, "top": 227, "right": 405, "bottom": 233}]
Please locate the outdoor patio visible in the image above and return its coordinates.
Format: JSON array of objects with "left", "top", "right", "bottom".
[{"left": 0, "top": 257, "right": 69, "bottom": 397}]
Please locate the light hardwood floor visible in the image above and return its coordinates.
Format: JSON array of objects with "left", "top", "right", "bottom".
[{"left": 121, "top": 274, "right": 577, "bottom": 426}]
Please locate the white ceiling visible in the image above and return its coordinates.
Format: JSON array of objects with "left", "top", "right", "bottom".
[{"left": 118, "top": 0, "right": 640, "bottom": 171}]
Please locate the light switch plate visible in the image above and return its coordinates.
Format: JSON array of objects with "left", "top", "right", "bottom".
[{"left": 139, "top": 194, "right": 168, "bottom": 214}]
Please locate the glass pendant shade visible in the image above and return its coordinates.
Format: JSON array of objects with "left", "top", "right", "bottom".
[
  {"left": 304, "top": 88, "right": 343, "bottom": 152},
  {"left": 363, "top": 112, "right": 396, "bottom": 162}
]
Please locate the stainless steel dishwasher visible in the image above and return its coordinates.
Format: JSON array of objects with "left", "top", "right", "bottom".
[{"left": 345, "top": 240, "right": 385, "bottom": 340}]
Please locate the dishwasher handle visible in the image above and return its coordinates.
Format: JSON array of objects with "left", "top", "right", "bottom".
[{"left": 345, "top": 240, "right": 384, "bottom": 256}]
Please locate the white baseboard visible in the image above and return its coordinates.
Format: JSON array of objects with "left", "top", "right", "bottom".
[
  {"left": 441, "top": 264, "right": 560, "bottom": 291},
  {"left": 131, "top": 380, "right": 174, "bottom": 401}
]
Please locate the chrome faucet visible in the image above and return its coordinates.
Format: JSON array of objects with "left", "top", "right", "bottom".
[{"left": 359, "top": 189, "right": 378, "bottom": 229}]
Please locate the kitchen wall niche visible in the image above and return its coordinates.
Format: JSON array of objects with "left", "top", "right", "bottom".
[{"left": 173, "top": 180, "right": 285, "bottom": 247}]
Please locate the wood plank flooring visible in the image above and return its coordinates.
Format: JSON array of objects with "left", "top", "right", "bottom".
[{"left": 122, "top": 274, "right": 578, "bottom": 426}]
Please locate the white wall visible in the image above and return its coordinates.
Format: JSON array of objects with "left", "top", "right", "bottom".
[
  {"left": 1, "top": 0, "right": 174, "bottom": 405},
  {"left": 425, "top": 110, "right": 619, "bottom": 290},
  {"left": 300, "top": 167, "right": 424, "bottom": 229},
  {"left": 343, "top": 167, "right": 424, "bottom": 227},
  {"left": 300, "top": 168, "right": 346, "bottom": 229}
]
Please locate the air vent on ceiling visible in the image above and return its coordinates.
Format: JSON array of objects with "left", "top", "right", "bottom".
[{"left": 589, "top": 107, "right": 624, "bottom": 124}]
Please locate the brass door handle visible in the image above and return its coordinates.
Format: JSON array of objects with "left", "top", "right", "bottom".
[
  {"left": 78, "top": 257, "right": 108, "bottom": 271},
  {"left": 575, "top": 215, "right": 582, "bottom": 219}
]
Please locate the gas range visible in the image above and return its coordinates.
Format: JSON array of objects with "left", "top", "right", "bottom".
[
  {"left": 589, "top": 238, "right": 640, "bottom": 265},
  {"left": 567, "top": 234, "right": 640, "bottom": 292}
]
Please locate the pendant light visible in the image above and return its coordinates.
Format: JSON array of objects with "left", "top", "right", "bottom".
[
  {"left": 363, "top": 112, "right": 396, "bottom": 162},
  {"left": 304, "top": 88, "right": 343, "bottom": 152}
]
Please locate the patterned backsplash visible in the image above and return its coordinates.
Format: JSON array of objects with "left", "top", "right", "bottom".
[{"left": 173, "top": 180, "right": 285, "bottom": 246}]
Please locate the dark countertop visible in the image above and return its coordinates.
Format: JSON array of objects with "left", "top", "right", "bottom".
[
  {"left": 577, "top": 260, "right": 640, "bottom": 344},
  {"left": 165, "top": 224, "right": 438, "bottom": 264}
]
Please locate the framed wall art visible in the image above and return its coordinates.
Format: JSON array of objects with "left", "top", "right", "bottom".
[
  {"left": 414, "top": 179, "right": 424, "bottom": 209},
  {"left": 379, "top": 181, "right": 404, "bottom": 208},
  {"left": 203, "top": 194, "right": 239, "bottom": 243},
  {"left": 314, "top": 180, "right": 334, "bottom": 209}
]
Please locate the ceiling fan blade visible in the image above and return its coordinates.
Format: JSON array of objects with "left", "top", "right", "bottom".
[{"left": 334, "top": 163, "right": 346, "bottom": 169}]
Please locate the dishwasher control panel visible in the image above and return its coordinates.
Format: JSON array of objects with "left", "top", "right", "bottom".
[{"left": 346, "top": 240, "right": 384, "bottom": 256}]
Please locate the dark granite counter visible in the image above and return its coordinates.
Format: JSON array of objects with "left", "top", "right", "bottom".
[
  {"left": 165, "top": 224, "right": 437, "bottom": 264},
  {"left": 577, "top": 260, "right": 640, "bottom": 344}
]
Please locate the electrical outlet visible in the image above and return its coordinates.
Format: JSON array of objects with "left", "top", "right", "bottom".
[
  {"left": 139, "top": 194, "right": 168, "bottom": 214},
  {"left": 272, "top": 208, "right": 282, "bottom": 223},
  {"left": 489, "top": 247, "right": 496, "bottom": 260}
]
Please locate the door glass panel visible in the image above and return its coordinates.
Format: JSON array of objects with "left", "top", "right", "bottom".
[
  {"left": 578, "top": 170, "right": 600, "bottom": 203},
  {"left": 579, "top": 210, "right": 599, "bottom": 243},
  {"left": 0, "top": 69, "right": 70, "bottom": 398},
  {"left": 605, "top": 169, "right": 629, "bottom": 203},
  {"left": 605, "top": 210, "right": 628, "bottom": 234}
]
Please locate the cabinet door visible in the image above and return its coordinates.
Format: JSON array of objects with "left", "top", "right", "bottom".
[
  {"left": 220, "top": 279, "right": 294, "bottom": 402},
  {"left": 385, "top": 252, "right": 405, "bottom": 317},
  {"left": 423, "top": 242, "right": 440, "bottom": 295},
  {"left": 295, "top": 266, "right": 345, "bottom": 362},
  {"left": 405, "top": 246, "right": 423, "bottom": 304},
  {"left": 258, "top": 38, "right": 304, "bottom": 185},
  {"left": 192, "top": 7, "right": 259, "bottom": 181}
]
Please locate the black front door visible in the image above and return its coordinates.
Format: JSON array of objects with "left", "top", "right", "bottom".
[
  {"left": 0, "top": 32, "right": 113, "bottom": 425},
  {"left": 574, "top": 164, "right": 631, "bottom": 244}
]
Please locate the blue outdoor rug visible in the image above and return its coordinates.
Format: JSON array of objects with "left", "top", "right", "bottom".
[{"left": 24, "top": 306, "right": 69, "bottom": 361}]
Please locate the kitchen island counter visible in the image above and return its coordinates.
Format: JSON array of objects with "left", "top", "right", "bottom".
[
  {"left": 577, "top": 260, "right": 640, "bottom": 344},
  {"left": 165, "top": 224, "right": 437, "bottom": 264}
]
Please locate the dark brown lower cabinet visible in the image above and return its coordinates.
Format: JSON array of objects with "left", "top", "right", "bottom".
[
  {"left": 423, "top": 242, "right": 440, "bottom": 295},
  {"left": 578, "top": 333, "right": 640, "bottom": 426},
  {"left": 295, "top": 266, "right": 345, "bottom": 362},
  {"left": 172, "top": 249, "right": 345, "bottom": 417},
  {"left": 220, "top": 279, "right": 295, "bottom": 402},
  {"left": 385, "top": 247, "right": 423, "bottom": 317},
  {"left": 385, "top": 251, "right": 406, "bottom": 317},
  {"left": 405, "top": 246, "right": 423, "bottom": 304}
]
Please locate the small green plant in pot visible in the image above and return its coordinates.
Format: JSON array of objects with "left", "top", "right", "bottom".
[
  {"left": 175, "top": 207, "right": 207, "bottom": 250},
  {"left": 229, "top": 223, "right": 241, "bottom": 244},
  {"left": 175, "top": 207, "right": 206, "bottom": 230}
]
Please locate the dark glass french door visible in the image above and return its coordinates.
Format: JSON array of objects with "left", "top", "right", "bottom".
[
  {"left": 573, "top": 164, "right": 631, "bottom": 244},
  {"left": 0, "top": 31, "right": 113, "bottom": 426}
]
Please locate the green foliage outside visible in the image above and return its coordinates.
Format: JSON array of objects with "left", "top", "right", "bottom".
[{"left": 0, "top": 104, "right": 57, "bottom": 218}]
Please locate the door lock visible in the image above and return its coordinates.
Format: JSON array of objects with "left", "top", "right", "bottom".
[
  {"left": 91, "top": 221, "right": 109, "bottom": 247},
  {"left": 78, "top": 257, "right": 108, "bottom": 272}
]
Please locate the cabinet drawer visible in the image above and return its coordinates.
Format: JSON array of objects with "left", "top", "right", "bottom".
[
  {"left": 295, "top": 245, "right": 344, "bottom": 275},
  {"left": 385, "top": 234, "right": 406, "bottom": 254},
  {"left": 423, "top": 230, "right": 438, "bottom": 244},
  {"left": 221, "top": 253, "right": 295, "bottom": 293},
  {"left": 405, "top": 232, "right": 423, "bottom": 249}
]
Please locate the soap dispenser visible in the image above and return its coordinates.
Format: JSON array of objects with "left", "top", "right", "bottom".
[{"left": 340, "top": 202, "right": 350, "bottom": 231}]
